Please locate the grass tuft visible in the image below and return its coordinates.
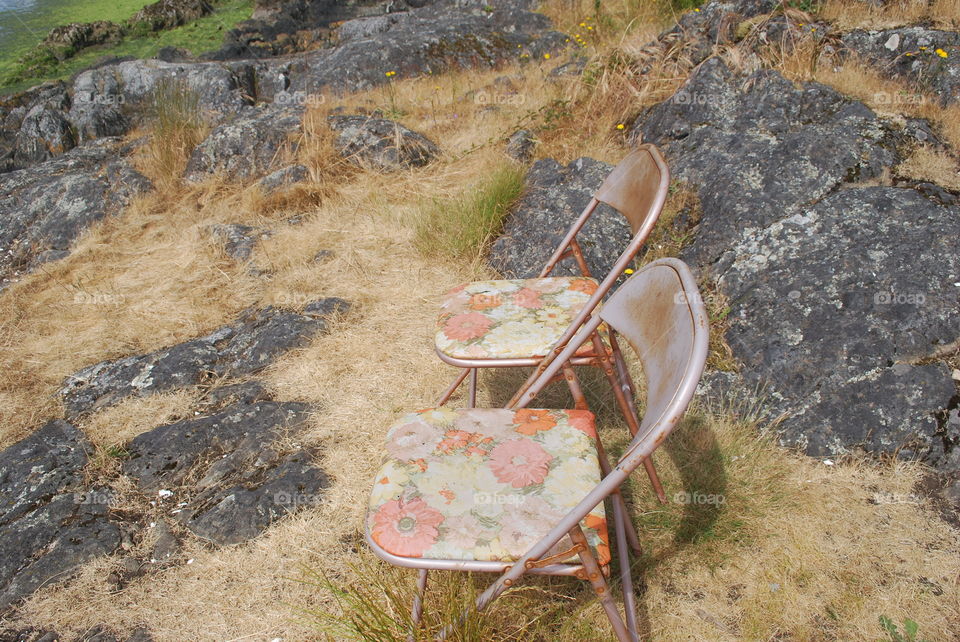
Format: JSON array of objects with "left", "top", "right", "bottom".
[{"left": 139, "top": 78, "right": 207, "bottom": 190}]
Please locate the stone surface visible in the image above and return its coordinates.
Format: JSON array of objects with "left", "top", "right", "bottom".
[
  {"left": 13, "top": 105, "right": 77, "bottom": 166},
  {"left": 489, "top": 157, "right": 631, "bottom": 279},
  {"left": 841, "top": 27, "right": 960, "bottom": 106},
  {"left": 0, "top": 138, "right": 152, "bottom": 279},
  {"left": 0, "top": 421, "right": 120, "bottom": 611},
  {"left": 636, "top": 57, "right": 897, "bottom": 266},
  {"left": 208, "top": 223, "right": 272, "bottom": 261},
  {"left": 132, "top": 0, "right": 214, "bottom": 31},
  {"left": 327, "top": 115, "right": 440, "bottom": 170},
  {"left": 258, "top": 164, "right": 309, "bottom": 193},
  {"left": 506, "top": 129, "right": 535, "bottom": 161},
  {"left": 185, "top": 105, "right": 303, "bottom": 181},
  {"left": 59, "top": 302, "right": 345, "bottom": 417}
]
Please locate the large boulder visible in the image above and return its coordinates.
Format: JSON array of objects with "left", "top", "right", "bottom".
[
  {"left": 13, "top": 104, "right": 77, "bottom": 166},
  {"left": 0, "top": 421, "right": 120, "bottom": 611},
  {"left": 328, "top": 115, "right": 440, "bottom": 171},
  {"left": 185, "top": 104, "right": 303, "bottom": 181},
  {"left": 490, "top": 157, "right": 631, "bottom": 279},
  {"left": 131, "top": 0, "right": 214, "bottom": 31},
  {"left": 631, "top": 57, "right": 958, "bottom": 472},
  {"left": 59, "top": 300, "right": 349, "bottom": 417},
  {"left": 0, "top": 138, "right": 152, "bottom": 279}
]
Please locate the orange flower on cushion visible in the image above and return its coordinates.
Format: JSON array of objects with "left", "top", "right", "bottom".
[
  {"left": 371, "top": 498, "right": 444, "bottom": 557},
  {"left": 438, "top": 429, "right": 471, "bottom": 453},
  {"left": 567, "top": 411, "right": 597, "bottom": 438},
  {"left": 469, "top": 293, "right": 502, "bottom": 310},
  {"left": 584, "top": 513, "right": 610, "bottom": 565},
  {"left": 443, "top": 312, "right": 492, "bottom": 341},
  {"left": 568, "top": 278, "right": 598, "bottom": 295},
  {"left": 513, "top": 287, "right": 543, "bottom": 309},
  {"left": 513, "top": 409, "right": 558, "bottom": 435}
]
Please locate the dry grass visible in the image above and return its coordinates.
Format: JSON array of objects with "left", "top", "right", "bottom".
[
  {"left": 2, "top": 0, "right": 960, "bottom": 639},
  {"left": 819, "top": 0, "right": 960, "bottom": 31},
  {"left": 897, "top": 145, "right": 960, "bottom": 190}
]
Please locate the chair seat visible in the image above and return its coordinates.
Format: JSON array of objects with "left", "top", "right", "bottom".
[
  {"left": 435, "top": 277, "right": 600, "bottom": 360},
  {"left": 367, "top": 408, "right": 609, "bottom": 565}
]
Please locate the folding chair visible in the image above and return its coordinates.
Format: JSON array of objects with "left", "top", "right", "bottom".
[
  {"left": 367, "top": 258, "right": 709, "bottom": 641},
  {"left": 434, "top": 144, "right": 671, "bottom": 500}
]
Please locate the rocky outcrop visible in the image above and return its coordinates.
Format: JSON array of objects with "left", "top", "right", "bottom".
[
  {"left": 841, "top": 28, "right": 960, "bottom": 106},
  {"left": 490, "top": 157, "right": 630, "bottom": 280},
  {"left": 631, "top": 57, "right": 958, "bottom": 471},
  {"left": 258, "top": 163, "right": 309, "bottom": 193},
  {"left": 185, "top": 105, "right": 303, "bottom": 181},
  {"left": 328, "top": 115, "right": 440, "bottom": 170},
  {"left": 131, "top": 0, "right": 214, "bottom": 31},
  {"left": 60, "top": 302, "right": 348, "bottom": 418},
  {"left": 208, "top": 223, "right": 272, "bottom": 261},
  {"left": 0, "top": 421, "right": 120, "bottom": 611},
  {"left": 0, "top": 138, "right": 152, "bottom": 279}
]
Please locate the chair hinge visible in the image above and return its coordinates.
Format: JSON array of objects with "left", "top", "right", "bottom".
[{"left": 524, "top": 543, "right": 585, "bottom": 569}]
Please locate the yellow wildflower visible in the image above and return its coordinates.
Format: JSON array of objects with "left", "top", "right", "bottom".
[
  {"left": 616, "top": 123, "right": 625, "bottom": 130},
  {"left": 624, "top": 268, "right": 634, "bottom": 274},
  {"left": 936, "top": 48, "right": 948, "bottom": 58},
  {"left": 543, "top": 53, "right": 550, "bottom": 59}
]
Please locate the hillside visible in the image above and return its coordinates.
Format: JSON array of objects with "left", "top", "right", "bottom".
[{"left": 0, "top": 0, "right": 958, "bottom": 639}]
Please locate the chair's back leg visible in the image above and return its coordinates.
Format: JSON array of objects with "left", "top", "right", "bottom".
[
  {"left": 468, "top": 368, "right": 478, "bottom": 408},
  {"left": 562, "top": 364, "right": 590, "bottom": 411},
  {"left": 408, "top": 569, "right": 429, "bottom": 642},
  {"left": 612, "top": 504, "right": 641, "bottom": 641},
  {"left": 569, "top": 525, "right": 633, "bottom": 642},
  {"left": 437, "top": 369, "right": 470, "bottom": 406}
]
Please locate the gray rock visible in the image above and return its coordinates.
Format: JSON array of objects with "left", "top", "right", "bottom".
[
  {"left": 185, "top": 105, "right": 303, "bottom": 181},
  {"left": 0, "top": 138, "right": 152, "bottom": 279},
  {"left": 149, "top": 521, "right": 180, "bottom": 563},
  {"left": 13, "top": 106, "right": 77, "bottom": 166},
  {"left": 208, "top": 223, "right": 272, "bottom": 261},
  {"left": 0, "top": 421, "right": 120, "bottom": 611},
  {"left": 506, "top": 129, "right": 535, "bottom": 161},
  {"left": 59, "top": 302, "right": 346, "bottom": 417},
  {"left": 841, "top": 28, "right": 960, "bottom": 106},
  {"left": 327, "top": 115, "right": 440, "bottom": 171},
  {"left": 131, "top": 0, "right": 213, "bottom": 31},
  {"left": 303, "top": 297, "right": 349, "bottom": 318},
  {"left": 489, "top": 157, "right": 631, "bottom": 279},
  {"left": 636, "top": 57, "right": 897, "bottom": 266},
  {"left": 258, "top": 164, "right": 309, "bottom": 194}
]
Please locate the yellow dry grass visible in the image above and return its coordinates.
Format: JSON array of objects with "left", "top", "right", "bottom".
[
  {"left": 820, "top": 0, "right": 960, "bottom": 31},
  {"left": 2, "top": 1, "right": 960, "bottom": 639},
  {"left": 897, "top": 145, "right": 960, "bottom": 191}
]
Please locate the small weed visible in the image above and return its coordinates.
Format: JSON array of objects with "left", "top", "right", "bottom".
[{"left": 879, "top": 615, "right": 930, "bottom": 642}]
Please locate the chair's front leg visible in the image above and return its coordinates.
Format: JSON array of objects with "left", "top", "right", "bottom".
[
  {"left": 437, "top": 369, "right": 470, "bottom": 406},
  {"left": 569, "top": 525, "right": 633, "bottom": 642},
  {"left": 407, "top": 568, "right": 428, "bottom": 642}
]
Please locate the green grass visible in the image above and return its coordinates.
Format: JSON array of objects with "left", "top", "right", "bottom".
[
  {"left": 414, "top": 164, "right": 526, "bottom": 261},
  {"left": 1, "top": 0, "right": 254, "bottom": 94}
]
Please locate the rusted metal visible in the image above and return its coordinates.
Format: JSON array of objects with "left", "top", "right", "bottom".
[{"left": 525, "top": 543, "right": 585, "bottom": 569}]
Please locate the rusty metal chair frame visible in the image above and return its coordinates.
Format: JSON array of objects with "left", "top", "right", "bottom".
[
  {"left": 367, "top": 258, "right": 710, "bottom": 641},
  {"left": 436, "top": 144, "right": 672, "bottom": 501}
]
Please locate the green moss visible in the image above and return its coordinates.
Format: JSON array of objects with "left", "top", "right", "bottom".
[{"left": 1, "top": 0, "right": 254, "bottom": 94}]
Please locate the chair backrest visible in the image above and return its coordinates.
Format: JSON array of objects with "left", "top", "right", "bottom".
[
  {"left": 595, "top": 144, "right": 669, "bottom": 237},
  {"left": 519, "top": 258, "right": 708, "bottom": 465}
]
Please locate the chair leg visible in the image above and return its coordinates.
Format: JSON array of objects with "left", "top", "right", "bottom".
[
  {"left": 562, "top": 364, "right": 590, "bottom": 411},
  {"left": 612, "top": 502, "right": 640, "bottom": 641},
  {"left": 437, "top": 369, "right": 470, "bottom": 406},
  {"left": 643, "top": 457, "right": 667, "bottom": 504},
  {"left": 569, "top": 526, "right": 632, "bottom": 642},
  {"left": 468, "top": 368, "right": 478, "bottom": 408},
  {"left": 594, "top": 437, "right": 644, "bottom": 556},
  {"left": 407, "top": 569, "right": 428, "bottom": 642}
]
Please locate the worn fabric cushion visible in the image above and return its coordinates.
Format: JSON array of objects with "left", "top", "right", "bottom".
[
  {"left": 435, "top": 277, "right": 600, "bottom": 360},
  {"left": 367, "top": 408, "right": 609, "bottom": 565}
]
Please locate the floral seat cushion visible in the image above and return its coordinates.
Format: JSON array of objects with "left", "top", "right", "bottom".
[
  {"left": 367, "top": 407, "right": 609, "bottom": 566},
  {"left": 435, "top": 277, "right": 600, "bottom": 360}
]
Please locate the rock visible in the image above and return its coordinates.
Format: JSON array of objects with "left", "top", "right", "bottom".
[
  {"left": 303, "top": 297, "right": 349, "bottom": 318},
  {"left": 632, "top": 57, "right": 959, "bottom": 470},
  {"left": 182, "top": 450, "right": 329, "bottom": 545},
  {"left": 123, "top": 399, "right": 309, "bottom": 490},
  {"left": 131, "top": 0, "right": 214, "bottom": 31},
  {"left": 149, "top": 521, "right": 180, "bottom": 563},
  {"left": 489, "top": 157, "right": 631, "bottom": 279},
  {"left": 42, "top": 21, "right": 124, "bottom": 51},
  {"left": 208, "top": 223, "right": 272, "bottom": 261},
  {"left": 636, "top": 57, "right": 897, "bottom": 265},
  {"left": 327, "top": 115, "right": 440, "bottom": 171},
  {"left": 13, "top": 105, "right": 77, "bottom": 166},
  {"left": 506, "top": 129, "right": 535, "bottom": 161},
  {"left": 258, "top": 164, "right": 309, "bottom": 194},
  {"left": 841, "top": 28, "right": 960, "bottom": 106},
  {"left": 185, "top": 105, "right": 303, "bottom": 181},
  {"left": 0, "top": 421, "right": 120, "bottom": 611},
  {"left": 66, "top": 102, "right": 129, "bottom": 143},
  {"left": 0, "top": 138, "right": 152, "bottom": 279},
  {"left": 59, "top": 302, "right": 346, "bottom": 417},
  {"left": 659, "top": 0, "right": 780, "bottom": 65}
]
